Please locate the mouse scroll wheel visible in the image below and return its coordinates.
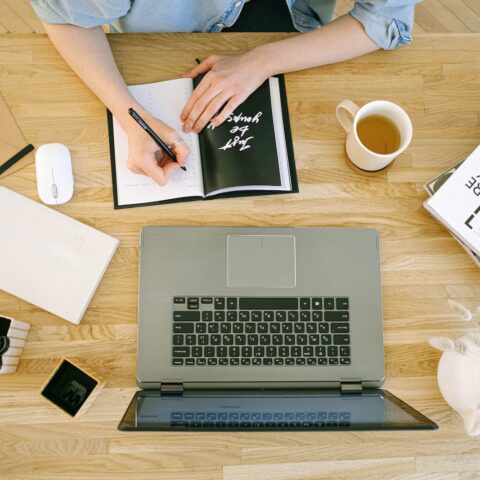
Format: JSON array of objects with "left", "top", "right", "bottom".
[{"left": 51, "top": 184, "right": 58, "bottom": 198}]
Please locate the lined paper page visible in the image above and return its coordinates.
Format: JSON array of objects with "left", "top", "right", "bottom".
[{"left": 112, "top": 78, "right": 203, "bottom": 206}]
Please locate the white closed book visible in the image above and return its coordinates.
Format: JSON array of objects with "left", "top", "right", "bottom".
[
  {"left": 0, "top": 187, "right": 119, "bottom": 324},
  {"left": 424, "top": 145, "right": 480, "bottom": 256}
]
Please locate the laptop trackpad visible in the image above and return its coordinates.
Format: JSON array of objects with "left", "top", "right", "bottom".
[{"left": 227, "top": 235, "right": 296, "bottom": 288}]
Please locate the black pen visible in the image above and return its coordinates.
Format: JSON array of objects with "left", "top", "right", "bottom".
[{"left": 128, "top": 107, "right": 186, "bottom": 172}]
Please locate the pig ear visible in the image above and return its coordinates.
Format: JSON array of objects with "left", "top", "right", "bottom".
[
  {"left": 464, "top": 407, "right": 480, "bottom": 436},
  {"left": 428, "top": 336, "right": 456, "bottom": 352},
  {"left": 448, "top": 300, "right": 473, "bottom": 322},
  {"left": 467, "top": 332, "right": 480, "bottom": 347}
]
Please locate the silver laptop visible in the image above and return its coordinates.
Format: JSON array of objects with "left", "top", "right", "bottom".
[{"left": 119, "top": 227, "right": 436, "bottom": 431}]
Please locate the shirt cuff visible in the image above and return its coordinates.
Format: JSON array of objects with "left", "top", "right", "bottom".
[{"left": 350, "top": 3, "right": 412, "bottom": 50}]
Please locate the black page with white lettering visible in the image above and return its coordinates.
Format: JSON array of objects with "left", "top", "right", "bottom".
[{"left": 195, "top": 76, "right": 291, "bottom": 196}]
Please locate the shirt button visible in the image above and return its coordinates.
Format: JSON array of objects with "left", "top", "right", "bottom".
[
  {"left": 216, "top": 23, "right": 224, "bottom": 28},
  {"left": 235, "top": 1, "right": 242, "bottom": 6}
]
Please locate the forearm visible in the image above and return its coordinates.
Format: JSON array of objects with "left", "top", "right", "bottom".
[
  {"left": 42, "top": 22, "right": 141, "bottom": 130},
  {"left": 253, "top": 14, "right": 378, "bottom": 76}
]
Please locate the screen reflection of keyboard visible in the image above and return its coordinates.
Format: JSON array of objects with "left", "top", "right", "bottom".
[{"left": 170, "top": 411, "right": 352, "bottom": 428}]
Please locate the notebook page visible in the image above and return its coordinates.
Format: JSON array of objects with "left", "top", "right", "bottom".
[{"left": 112, "top": 78, "right": 203, "bottom": 206}]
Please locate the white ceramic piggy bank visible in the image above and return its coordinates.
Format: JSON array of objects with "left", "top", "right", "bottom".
[{"left": 428, "top": 301, "right": 480, "bottom": 436}]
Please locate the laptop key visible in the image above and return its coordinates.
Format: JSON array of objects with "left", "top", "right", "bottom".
[
  {"left": 327, "top": 346, "right": 338, "bottom": 356},
  {"left": 252, "top": 311, "right": 262, "bottom": 321},
  {"left": 300, "top": 311, "right": 311, "bottom": 322},
  {"left": 297, "top": 335, "right": 308, "bottom": 345},
  {"left": 275, "top": 311, "right": 286, "bottom": 321},
  {"left": 285, "top": 358, "right": 294, "bottom": 365},
  {"left": 241, "top": 346, "right": 252, "bottom": 357},
  {"left": 308, "top": 334, "right": 320, "bottom": 345},
  {"left": 336, "top": 297, "right": 349, "bottom": 310},
  {"left": 315, "top": 346, "right": 326, "bottom": 356},
  {"left": 266, "top": 346, "right": 277, "bottom": 357},
  {"left": 318, "top": 323, "right": 329, "bottom": 333},
  {"left": 291, "top": 346, "right": 301, "bottom": 357},
  {"left": 307, "top": 357, "right": 316, "bottom": 365},
  {"left": 340, "top": 357, "right": 351, "bottom": 365},
  {"left": 303, "top": 346, "right": 314, "bottom": 357},
  {"left": 223, "top": 334, "right": 234, "bottom": 345},
  {"left": 282, "top": 323, "right": 293, "bottom": 333},
  {"left": 187, "top": 297, "right": 199, "bottom": 309},
  {"left": 220, "top": 323, "right": 231, "bottom": 333},
  {"left": 241, "top": 358, "right": 251, "bottom": 365},
  {"left": 215, "top": 311, "right": 225, "bottom": 321},
  {"left": 324, "top": 298, "right": 335, "bottom": 310},
  {"left": 270, "top": 323, "right": 280, "bottom": 333},
  {"left": 312, "top": 298, "right": 322, "bottom": 310},
  {"left": 233, "top": 323, "right": 243, "bottom": 333},
  {"left": 300, "top": 298, "right": 310, "bottom": 310},
  {"left": 260, "top": 335, "right": 270, "bottom": 345},
  {"left": 214, "top": 297, "right": 225, "bottom": 309},
  {"left": 227, "top": 297, "right": 237, "bottom": 310},
  {"left": 329, "top": 358, "right": 339, "bottom": 365},
  {"left": 230, "top": 358, "right": 239, "bottom": 365},
  {"left": 217, "top": 346, "right": 227, "bottom": 357},
  {"left": 235, "top": 334, "right": 246, "bottom": 345},
  {"left": 208, "top": 358, "right": 217, "bottom": 365},
  {"left": 331, "top": 323, "right": 349, "bottom": 333},
  {"left": 198, "top": 335, "right": 209, "bottom": 345},
  {"left": 204, "top": 347, "right": 215, "bottom": 357},
  {"left": 229, "top": 346, "right": 240, "bottom": 357},
  {"left": 263, "top": 358, "right": 273, "bottom": 365},
  {"left": 173, "top": 359, "right": 184, "bottom": 365},
  {"left": 192, "top": 346, "right": 202, "bottom": 357},
  {"left": 185, "top": 358, "right": 194, "bottom": 365},
  {"left": 247, "top": 334, "right": 258, "bottom": 345},
  {"left": 333, "top": 334, "right": 350, "bottom": 345},
  {"left": 258, "top": 323, "right": 268, "bottom": 333},
  {"left": 174, "top": 297, "right": 186, "bottom": 304},
  {"left": 245, "top": 323, "right": 256, "bottom": 333},
  {"left": 196, "top": 323, "right": 206, "bottom": 333},
  {"left": 174, "top": 311, "right": 200, "bottom": 322},
  {"left": 279, "top": 346, "right": 289, "bottom": 357},
  {"left": 285, "top": 335, "right": 295, "bottom": 345},
  {"left": 196, "top": 358, "right": 206, "bottom": 365},
  {"left": 173, "top": 347, "right": 190, "bottom": 357},
  {"left": 288, "top": 311, "right": 298, "bottom": 322},
  {"left": 219, "top": 358, "right": 228, "bottom": 365},
  {"left": 185, "top": 335, "right": 196, "bottom": 345},
  {"left": 252, "top": 358, "right": 261, "bottom": 365},
  {"left": 240, "top": 311, "right": 250, "bottom": 321},
  {"left": 173, "top": 335, "right": 183, "bottom": 345},
  {"left": 272, "top": 334, "right": 283, "bottom": 345},
  {"left": 318, "top": 358, "right": 327, "bottom": 365},
  {"left": 211, "top": 335, "right": 221, "bottom": 345},
  {"left": 254, "top": 346, "right": 264, "bottom": 357},
  {"left": 321, "top": 334, "right": 332, "bottom": 345},
  {"left": 227, "top": 311, "right": 237, "bottom": 322},
  {"left": 325, "top": 311, "right": 349, "bottom": 322},
  {"left": 208, "top": 323, "right": 219, "bottom": 333},
  {"left": 239, "top": 297, "right": 298, "bottom": 310},
  {"left": 201, "top": 297, "right": 213, "bottom": 304},
  {"left": 306, "top": 323, "right": 316, "bottom": 333},
  {"left": 340, "top": 346, "right": 350, "bottom": 356},
  {"left": 274, "top": 358, "right": 284, "bottom": 365},
  {"left": 173, "top": 323, "right": 194, "bottom": 333},
  {"left": 294, "top": 323, "right": 305, "bottom": 333},
  {"left": 264, "top": 311, "right": 274, "bottom": 321},
  {"left": 313, "top": 311, "right": 323, "bottom": 321},
  {"left": 202, "top": 311, "right": 213, "bottom": 322}
]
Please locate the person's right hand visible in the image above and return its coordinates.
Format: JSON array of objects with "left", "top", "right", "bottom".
[{"left": 125, "top": 109, "right": 190, "bottom": 186}]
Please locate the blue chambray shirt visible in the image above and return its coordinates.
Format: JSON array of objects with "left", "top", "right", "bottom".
[{"left": 30, "top": 0, "right": 420, "bottom": 50}]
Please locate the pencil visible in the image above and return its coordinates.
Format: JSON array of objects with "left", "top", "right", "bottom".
[{"left": 128, "top": 108, "right": 187, "bottom": 172}]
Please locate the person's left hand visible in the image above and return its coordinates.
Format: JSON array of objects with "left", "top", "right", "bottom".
[{"left": 180, "top": 50, "right": 270, "bottom": 134}]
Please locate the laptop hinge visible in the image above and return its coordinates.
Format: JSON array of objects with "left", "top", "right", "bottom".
[
  {"left": 340, "top": 382, "right": 363, "bottom": 394},
  {"left": 160, "top": 383, "right": 184, "bottom": 395}
]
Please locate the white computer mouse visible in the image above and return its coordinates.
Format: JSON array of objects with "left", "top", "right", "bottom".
[{"left": 35, "top": 143, "right": 74, "bottom": 205}]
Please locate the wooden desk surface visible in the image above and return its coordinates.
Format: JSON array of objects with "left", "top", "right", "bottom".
[{"left": 1, "top": 33, "right": 480, "bottom": 479}]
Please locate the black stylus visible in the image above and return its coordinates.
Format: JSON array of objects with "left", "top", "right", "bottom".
[{"left": 128, "top": 107, "right": 186, "bottom": 172}]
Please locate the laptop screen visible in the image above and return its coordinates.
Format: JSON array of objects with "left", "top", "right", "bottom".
[{"left": 118, "top": 389, "right": 437, "bottom": 431}]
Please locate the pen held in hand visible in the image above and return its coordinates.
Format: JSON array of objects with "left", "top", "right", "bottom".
[{"left": 128, "top": 108, "right": 187, "bottom": 172}]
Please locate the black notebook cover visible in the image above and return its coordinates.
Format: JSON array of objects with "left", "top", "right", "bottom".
[{"left": 107, "top": 75, "right": 297, "bottom": 209}]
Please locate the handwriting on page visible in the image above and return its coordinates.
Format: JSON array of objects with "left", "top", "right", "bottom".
[{"left": 208, "top": 111, "right": 263, "bottom": 152}]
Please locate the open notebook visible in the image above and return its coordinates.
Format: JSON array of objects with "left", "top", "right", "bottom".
[{"left": 107, "top": 76, "right": 297, "bottom": 208}]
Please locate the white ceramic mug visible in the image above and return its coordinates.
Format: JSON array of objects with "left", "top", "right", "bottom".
[{"left": 336, "top": 99, "right": 413, "bottom": 172}]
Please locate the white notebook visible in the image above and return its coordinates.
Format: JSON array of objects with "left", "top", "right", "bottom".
[
  {"left": 0, "top": 187, "right": 119, "bottom": 324},
  {"left": 424, "top": 145, "right": 480, "bottom": 256}
]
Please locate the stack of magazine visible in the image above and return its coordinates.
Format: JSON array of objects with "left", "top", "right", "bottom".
[{"left": 424, "top": 145, "right": 480, "bottom": 268}]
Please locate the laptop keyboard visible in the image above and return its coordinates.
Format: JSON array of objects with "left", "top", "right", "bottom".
[
  {"left": 170, "top": 410, "right": 352, "bottom": 428},
  {"left": 171, "top": 297, "right": 351, "bottom": 366}
]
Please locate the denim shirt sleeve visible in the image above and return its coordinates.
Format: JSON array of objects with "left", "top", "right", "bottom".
[
  {"left": 350, "top": 0, "right": 420, "bottom": 50},
  {"left": 30, "top": 0, "right": 131, "bottom": 27}
]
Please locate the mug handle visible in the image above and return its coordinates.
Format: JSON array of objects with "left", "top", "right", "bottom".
[{"left": 336, "top": 100, "right": 360, "bottom": 133}]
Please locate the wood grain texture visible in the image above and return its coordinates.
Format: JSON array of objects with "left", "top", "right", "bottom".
[{"left": 0, "top": 32, "right": 480, "bottom": 479}]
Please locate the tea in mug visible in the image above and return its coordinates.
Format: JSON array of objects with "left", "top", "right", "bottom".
[{"left": 356, "top": 114, "right": 401, "bottom": 155}]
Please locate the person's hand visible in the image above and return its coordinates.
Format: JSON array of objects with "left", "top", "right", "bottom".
[
  {"left": 124, "top": 109, "right": 190, "bottom": 186},
  {"left": 180, "top": 50, "right": 270, "bottom": 134}
]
